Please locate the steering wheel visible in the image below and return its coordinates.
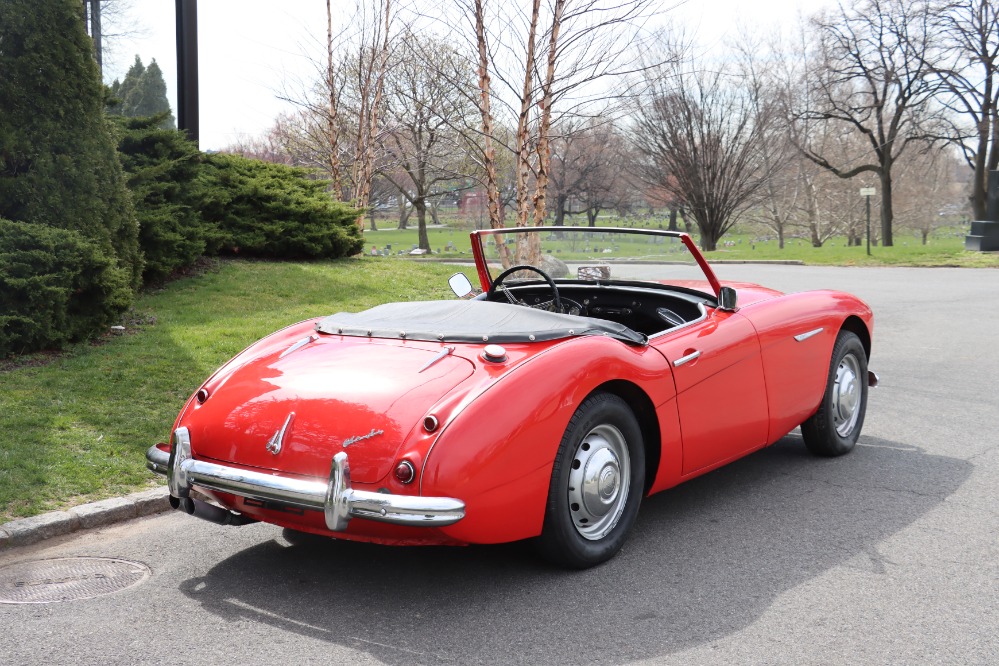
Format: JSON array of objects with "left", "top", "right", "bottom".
[{"left": 488, "top": 264, "right": 562, "bottom": 313}]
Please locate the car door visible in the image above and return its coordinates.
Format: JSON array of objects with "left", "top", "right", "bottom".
[{"left": 652, "top": 308, "right": 770, "bottom": 475}]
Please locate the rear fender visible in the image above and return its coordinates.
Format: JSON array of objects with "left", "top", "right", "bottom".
[{"left": 422, "top": 336, "right": 674, "bottom": 544}]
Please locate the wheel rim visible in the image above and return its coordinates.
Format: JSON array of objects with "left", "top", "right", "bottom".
[
  {"left": 567, "top": 424, "right": 631, "bottom": 541},
  {"left": 832, "top": 353, "right": 862, "bottom": 437}
]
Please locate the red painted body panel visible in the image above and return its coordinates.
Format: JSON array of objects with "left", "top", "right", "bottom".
[
  {"left": 184, "top": 336, "right": 474, "bottom": 484},
  {"left": 651, "top": 310, "right": 770, "bottom": 475},
  {"left": 162, "top": 230, "right": 874, "bottom": 548},
  {"left": 422, "top": 336, "right": 676, "bottom": 544},
  {"left": 738, "top": 290, "right": 874, "bottom": 443}
]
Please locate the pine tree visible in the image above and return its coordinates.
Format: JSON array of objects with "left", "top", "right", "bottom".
[
  {"left": 0, "top": 0, "right": 141, "bottom": 354},
  {"left": 110, "top": 55, "right": 175, "bottom": 129},
  {"left": 110, "top": 55, "right": 145, "bottom": 109}
]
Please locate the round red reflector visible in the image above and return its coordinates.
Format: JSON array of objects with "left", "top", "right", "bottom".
[{"left": 394, "top": 461, "right": 415, "bottom": 484}]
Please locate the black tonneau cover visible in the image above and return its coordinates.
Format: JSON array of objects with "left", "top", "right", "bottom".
[{"left": 316, "top": 300, "right": 647, "bottom": 345}]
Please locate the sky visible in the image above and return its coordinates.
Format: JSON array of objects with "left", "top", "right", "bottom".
[{"left": 105, "top": 0, "right": 827, "bottom": 151}]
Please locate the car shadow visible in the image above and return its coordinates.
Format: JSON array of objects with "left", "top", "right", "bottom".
[{"left": 178, "top": 435, "right": 970, "bottom": 664}]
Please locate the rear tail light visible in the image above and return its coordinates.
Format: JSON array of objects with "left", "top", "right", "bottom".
[{"left": 394, "top": 460, "right": 415, "bottom": 484}]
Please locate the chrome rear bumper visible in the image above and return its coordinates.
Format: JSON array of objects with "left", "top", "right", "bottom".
[{"left": 146, "top": 427, "right": 465, "bottom": 531}]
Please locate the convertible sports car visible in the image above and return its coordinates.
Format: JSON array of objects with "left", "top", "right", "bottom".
[{"left": 147, "top": 227, "right": 875, "bottom": 568}]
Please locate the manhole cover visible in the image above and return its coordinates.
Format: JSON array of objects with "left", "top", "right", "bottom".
[{"left": 0, "top": 557, "right": 151, "bottom": 604}]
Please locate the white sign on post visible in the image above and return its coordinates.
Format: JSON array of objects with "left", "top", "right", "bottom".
[{"left": 859, "top": 187, "right": 876, "bottom": 196}]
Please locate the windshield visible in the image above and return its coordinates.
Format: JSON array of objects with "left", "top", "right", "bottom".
[{"left": 471, "top": 227, "right": 720, "bottom": 297}]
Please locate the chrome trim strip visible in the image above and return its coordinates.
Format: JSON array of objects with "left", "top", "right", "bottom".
[
  {"left": 794, "top": 327, "right": 824, "bottom": 342},
  {"left": 147, "top": 433, "right": 465, "bottom": 530},
  {"left": 673, "top": 350, "right": 701, "bottom": 367},
  {"left": 418, "top": 346, "right": 454, "bottom": 373}
]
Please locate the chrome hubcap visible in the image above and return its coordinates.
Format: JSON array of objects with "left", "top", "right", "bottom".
[
  {"left": 833, "top": 353, "right": 862, "bottom": 437},
  {"left": 567, "top": 424, "right": 630, "bottom": 540}
]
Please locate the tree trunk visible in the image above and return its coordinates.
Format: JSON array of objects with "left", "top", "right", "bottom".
[
  {"left": 430, "top": 197, "right": 441, "bottom": 225},
  {"left": 922, "top": 229, "right": 929, "bottom": 245},
  {"left": 397, "top": 197, "right": 410, "bottom": 229},
  {"left": 325, "top": 0, "right": 342, "bottom": 198},
  {"left": 514, "top": 0, "right": 542, "bottom": 231},
  {"left": 554, "top": 195, "right": 567, "bottom": 225},
  {"left": 415, "top": 198, "right": 430, "bottom": 251},
  {"left": 531, "top": 0, "right": 565, "bottom": 228},
  {"left": 879, "top": 170, "right": 894, "bottom": 246},
  {"left": 369, "top": 207, "right": 378, "bottom": 231},
  {"left": 473, "top": 0, "right": 510, "bottom": 269},
  {"left": 777, "top": 227, "right": 784, "bottom": 250},
  {"left": 667, "top": 208, "right": 678, "bottom": 231}
]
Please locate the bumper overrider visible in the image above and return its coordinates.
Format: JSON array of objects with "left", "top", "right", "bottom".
[{"left": 146, "top": 427, "right": 465, "bottom": 531}]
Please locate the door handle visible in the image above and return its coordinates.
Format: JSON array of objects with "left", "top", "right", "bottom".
[{"left": 673, "top": 350, "right": 701, "bottom": 367}]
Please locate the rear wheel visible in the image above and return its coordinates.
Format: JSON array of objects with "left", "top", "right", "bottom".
[
  {"left": 801, "top": 331, "right": 868, "bottom": 457},
  {"left": 538, "top": 393, "right": 645, "bottom": 568}
]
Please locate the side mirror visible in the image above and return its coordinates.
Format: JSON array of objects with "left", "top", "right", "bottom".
[
  {"left": 448, "top": 273, "right": 474, "bottom": 299},
  {"left": 718, "top": 286, "right": 738, "bottom": 311}
]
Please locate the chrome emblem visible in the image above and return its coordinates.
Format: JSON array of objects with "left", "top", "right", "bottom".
[
  {"left": 266, "top": 413, "right": 295, "bottom": 455},
  {"left": 342, "top": 428, "right": 384, "bottom": 448}
]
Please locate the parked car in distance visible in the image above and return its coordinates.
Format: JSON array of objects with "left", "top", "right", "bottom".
[{"left": 147, "top": 227, "right": 876, "bottom": 568}]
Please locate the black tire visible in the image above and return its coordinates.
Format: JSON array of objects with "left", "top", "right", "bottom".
[
  {"left": 801, "top": 331, "right": 869, "bottom": 457},
  {"left": 537, "top": 393, "right": 645, "bottom": 568}
]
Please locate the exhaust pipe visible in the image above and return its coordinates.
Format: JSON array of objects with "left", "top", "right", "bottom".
[{"left": 169, "top": 495, "right": 257, "bottom": 526}]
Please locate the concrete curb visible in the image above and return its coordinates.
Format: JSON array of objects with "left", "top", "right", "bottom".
[{"left": 0, "top": 487, "right": 171, "bottom": 551}]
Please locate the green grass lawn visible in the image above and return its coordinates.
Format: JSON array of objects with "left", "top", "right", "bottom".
[{"left": 0, "top": 258, "right": 458, "bottom": 523}]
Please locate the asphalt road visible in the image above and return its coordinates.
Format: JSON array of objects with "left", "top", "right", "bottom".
[{"left": 1, "top": 265, "right": 997, "bottom": 665}]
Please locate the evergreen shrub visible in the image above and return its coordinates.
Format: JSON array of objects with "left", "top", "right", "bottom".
[
  {"left": 200, "top": 154, "right": 364, "bottom": 259},
  {"left": 0, "top": 0, "right": 140, "bottom": 353},
  {"left": 115, "top": 115, "right": 213, "bottom": 283},
  {"left": 0, "top": 220, "right": 130, "bottom": 357}
]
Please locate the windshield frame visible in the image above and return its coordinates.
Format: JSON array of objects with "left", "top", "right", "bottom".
[{"left": 469, "top": 227, "right": 722, "bottom": 299}]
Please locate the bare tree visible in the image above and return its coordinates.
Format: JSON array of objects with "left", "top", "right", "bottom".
[
  {"left": 893, "top": 147, "right": 967, "bottom": 243},
  {"left": 633, "top": 36, "right": 782, "bottom": 251},
  {"left": 278, "top": 0, "right": 395, "bottom": 210},
  {"left": 929, "top": 0, "right": 999, "bottom": 219},
  {"left": 447, "top": 0, "right": 660, "bottom": 265},
  {"left": 794, "top": 0, "right": 943, "bottom": 246},
  {"left": 325, "top": 0, "right": 345, "bottom": 196},
  {"left": 82, "top": 0, "right": 147, "bottom": 78},
  {"left": 377, "top": 32, "right": 479, "bottom": 250},
  {"left": 735, "top": 31, "right": 802, "bottom": 249}
]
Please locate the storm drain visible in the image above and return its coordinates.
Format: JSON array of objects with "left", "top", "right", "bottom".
[{"left": 0, "top": 557, "right": 151, "bottom": 604}]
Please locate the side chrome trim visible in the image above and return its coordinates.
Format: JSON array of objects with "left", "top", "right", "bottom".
[
  {"left": 147, "top": 429, "right": 465, "bottom": 531},
  {"left": 793, "top": 327, "right": 824, "bottom": 342},
  {"left": 673, "top": 350, "right": 701, "bottom": 367}
]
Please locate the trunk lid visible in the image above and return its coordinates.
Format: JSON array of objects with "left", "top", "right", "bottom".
[{"left": 182, "top": 338, "right": 474, "bottom": 484}]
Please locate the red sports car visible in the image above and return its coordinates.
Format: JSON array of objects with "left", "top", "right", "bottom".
[{"left": 147, "top": 227, "right": 876, "bottom": 568}]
